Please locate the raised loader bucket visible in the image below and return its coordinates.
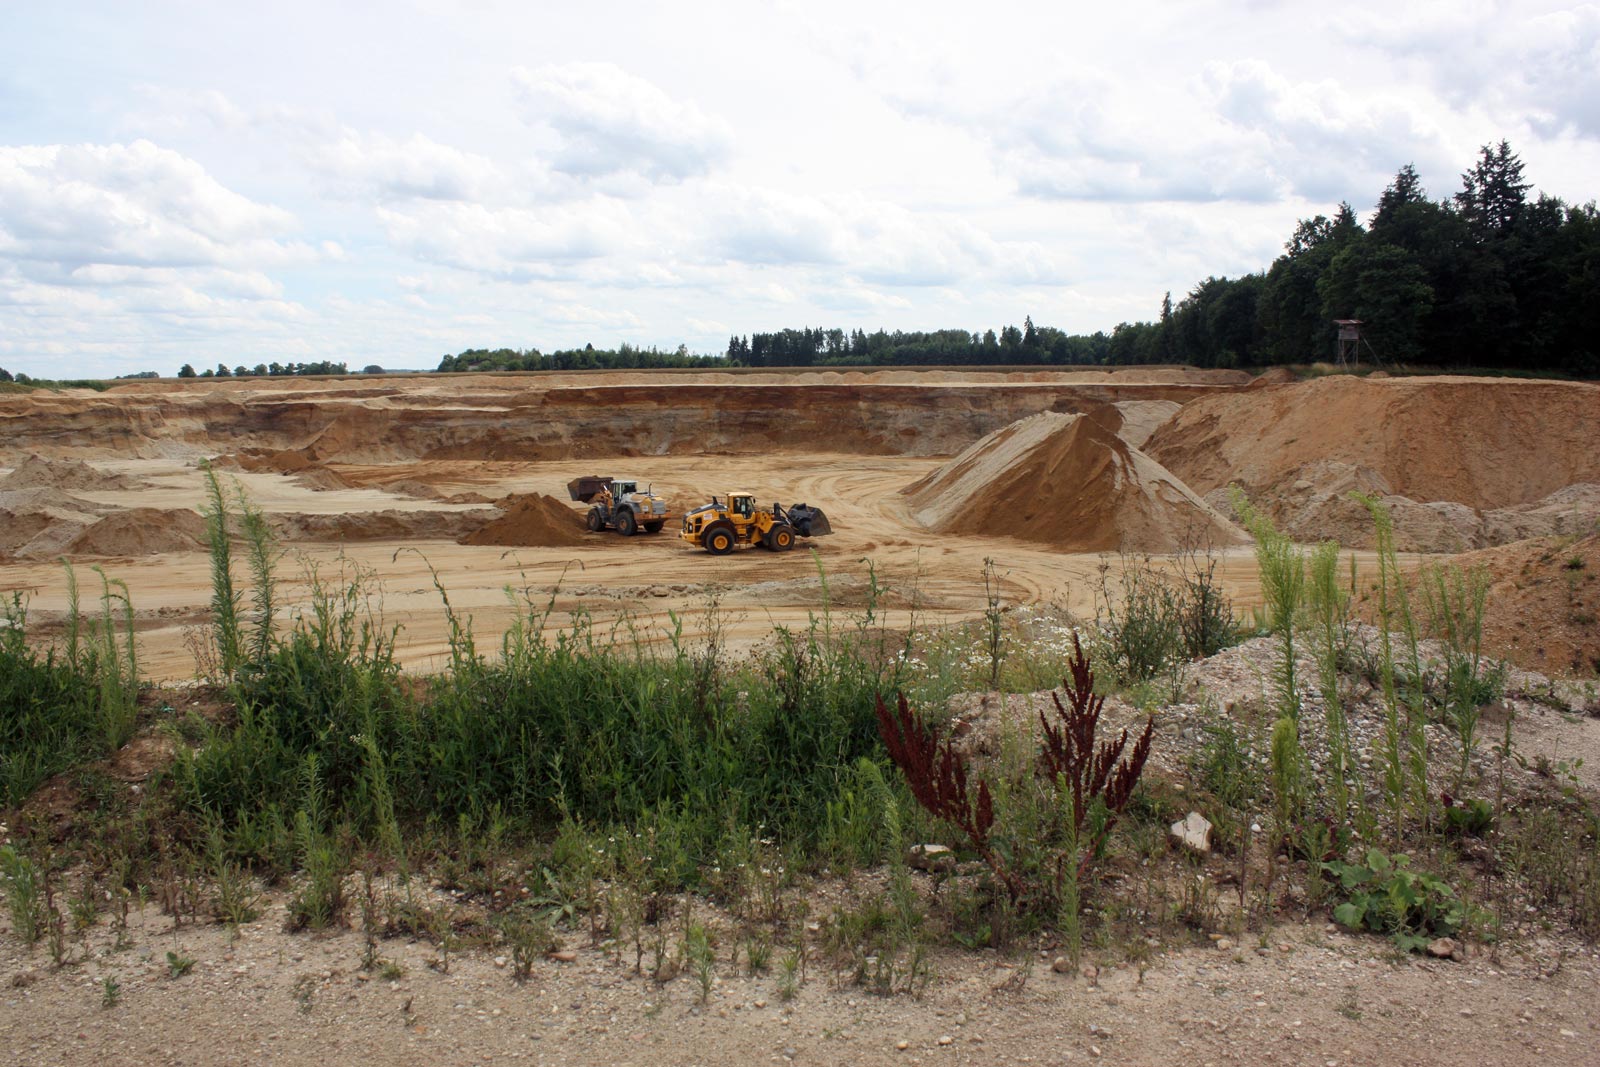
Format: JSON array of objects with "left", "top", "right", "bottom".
[
  {"left": 567, "top": 475, "right": 613, "bottom": 503},
  {"left": 787, "top": 504, "right": 832, "bottom": 537}
]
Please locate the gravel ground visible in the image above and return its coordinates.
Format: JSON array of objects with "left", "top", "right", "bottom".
[{"left": 3, "top": 890, "right": 1597, "bottom": 1067}]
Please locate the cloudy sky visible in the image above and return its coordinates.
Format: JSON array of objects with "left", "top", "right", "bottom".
[{"left": 2, "top": 1, "right": 1597, "bottom": 378}]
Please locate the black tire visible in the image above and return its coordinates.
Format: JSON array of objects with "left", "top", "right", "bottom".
[
  {"left": 643, "top": 521, "right": 664, "bottom": 534},
  {"left": 617, "top": 510, "right": 638, "bottom": 537},
  {"left": 585, "top": 508, "right": 605, "bottom": 532},
  {"left": 769, "top": 524, "right": 796, "bottom": 551},
  {"left": 704, "top": 524, "right": 735, "bottom": 555},
  {"left": 796, "top": 519, "right": 812, "bottom": 538}
]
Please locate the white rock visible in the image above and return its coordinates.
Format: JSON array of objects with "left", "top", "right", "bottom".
[{"left": 1170, "top": 812, "right": 1214, "bottom": 854}]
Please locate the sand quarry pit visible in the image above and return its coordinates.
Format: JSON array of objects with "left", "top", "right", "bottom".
[
  {"left": 5, "top": 368, "right": 1600, "bottom": 1067},
  {"left": 0, "top": 368, "right": 1597, "bottom": 682}
]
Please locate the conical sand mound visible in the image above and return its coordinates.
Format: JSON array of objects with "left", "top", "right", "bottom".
[
  {"left": 459, "top": 494, "right": 587, "bottom": 548},
  {"left": 903, "top": 412, "right": 1247, "bottom": 553},
  {"left": 60, "top": 509, "right": 209, "bottom": 557}
]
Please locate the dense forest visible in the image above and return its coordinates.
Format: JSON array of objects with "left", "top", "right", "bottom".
[{"left": 717, "top": 143, "right": 1597, "bottom": 375}]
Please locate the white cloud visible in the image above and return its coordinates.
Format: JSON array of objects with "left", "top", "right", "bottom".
[
  {"left": 0, "top": 139, "right": 317, "bottom": 372},
  {"left": 511, "top": 62, "right": 732, "bottom": 182},
  {"left": 701, "top": 184, "right": 1066, "bottom": 288},
  {"left": 374, "top": 198, "right": 637, "bottom": 279},
  {"left": 895, "top": 58, "right": 1454, "bottom": 206},
  {"left": 0, "top": 140, "right": 308, "bottom": 273},
  {"left": 1335, "top": 3, "right": 1600, "bottom": 139},
  {"left": 1204, "top": 60, "right": 1453, "bottom": 201},
  {"left": 312, "top": 131, "right": 507, "bottom": 202}
]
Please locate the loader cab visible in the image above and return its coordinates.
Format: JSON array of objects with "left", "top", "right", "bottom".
[
  {"left": 610, "top": 479, "right": 638, "bottom": 500},
  {"left": 729, "top": 493, "right": 756, "bottom": 520}
]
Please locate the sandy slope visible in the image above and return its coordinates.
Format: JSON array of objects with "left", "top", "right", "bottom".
[{"left": 903, "top": 412, "right": 1246, "bottom": 553}]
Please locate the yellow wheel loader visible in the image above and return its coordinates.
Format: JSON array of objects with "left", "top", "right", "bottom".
[{"left": 679, "top": 493, "right": 832, "bottom": 555}]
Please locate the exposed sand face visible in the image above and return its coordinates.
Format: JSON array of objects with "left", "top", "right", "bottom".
[
  {"left": 2, "top": 368, "right": 1596, "bottom": 680},
  {"left": 1147, "top": 375, "right": 1600, "bottom": 550}
]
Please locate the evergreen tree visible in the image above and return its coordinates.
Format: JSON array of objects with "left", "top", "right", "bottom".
[{"left": 1455, "top": 140, "right": 1530, "bottom": 241}]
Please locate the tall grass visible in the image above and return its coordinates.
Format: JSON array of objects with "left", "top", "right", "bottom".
[
  {"left": 1307, "top": 542, "right": 1357, "bottom": 831},
  {"left": 417, "top": 575, "right": 904, "bottom": 868},
  {"left": 1230, "top": 491, "right": 1305, "bottom": 721},
  {"left": 1356, "top": 494, "right": 1429, "bottom": 834},
  {"left": 1094, "top": 548, "right": 1239, "bottom": 687},
  {"left": 1419, "top": 563, "right": 1501, "bottom": 791},
  {"left": 169, "top": 559, "right": 412, "bottom": 864},
  {"left": 0, "top": 567, "right": 140, "bottom": 808},
  {"left": 200, "top": 462, "right": 243, "bottom": 677}
]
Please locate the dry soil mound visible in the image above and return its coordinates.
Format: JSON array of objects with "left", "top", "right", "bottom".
[
  {"left": 1, "top": 454, "right": 141, "bottom": 491},
  {"left": 384, "top": 478, "right": 445, "bottom": 500},
  {"left": 233, "top": 449, "right": 316, "bottom": 474},
  {"left": 0, "top": 489, "right": 106, "bottom": 558},
  {"left": 0, "top": 508, "right": 57, "bottom": 555},
  {"left": 271, "top": 509, "right": 496, "bottom": 543},
  {"left": 459, "top": 494, "right": 587, "bottom": 548},
  {"left": 59, "top": 508, "right": 208, "bottom": 557},
  {"left": 903, "top": 412, "right": 1248, "bottom": 553},
  {"left": 1148, "top": 376, "right": 1600, "bottom": 548},
  {"left": 1443, "top": 533, "right": 1600, "bottom": 677},
  {"left": 291, "top": 465, "right": 357, "bottom": 491}
]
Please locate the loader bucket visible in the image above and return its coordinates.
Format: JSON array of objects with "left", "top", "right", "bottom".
[{"left": 789, "top": 504, "right": 832, "bottom": 537}]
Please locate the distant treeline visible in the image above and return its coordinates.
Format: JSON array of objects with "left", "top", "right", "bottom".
[
  {"left": 177, "top": 361, "right": 352, "bottom": 378},
  {"left": 437, "top": 343, "right": 725, "bottom": 373},
  {"left": 0, "top": 367, "right": 114, "bottom": 391}
]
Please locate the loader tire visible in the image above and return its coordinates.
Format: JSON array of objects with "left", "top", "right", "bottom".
[
  {"left": 643, "top": 521, "right": 664, "bottom": 534},
  {"left": 768, "top": 524, "right": 796, "bottom": 552},
  {"left": 704, "top": 524, "right": 735, "bottom": 556},
  {"left": 617, "top": 510, "right": 638, "bottom": 537},
  {"left": 586, "top": 508, "right": 605, "bottom": 532}
]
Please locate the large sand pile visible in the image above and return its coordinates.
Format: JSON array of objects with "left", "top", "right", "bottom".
[
  {"left": 1439, "top": 533, "right": 1600, "bottom": 677},
  {"left": 1, "top": 455, "right": 141, "bottom": 491},
  {"left": 58, "top": 509, "right": 208, "bottom": 557},
  {"left": 459, "top": 494, "right": 588, "bottom": 548},
  {"left": 1, "top": 503, "right": 204, "bottom": 559},
  {"left": 0, "top": 488, "right": 106, "bottom": 559},
  {"left": 0, "top": 508, "right": 58, "bottom": 555},
  {"left": 903, "top": 412, "right": 1248, "bottom": 553},
  {"left": 1148, "top": 376, "right": 1600, "bottom": 548}
]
